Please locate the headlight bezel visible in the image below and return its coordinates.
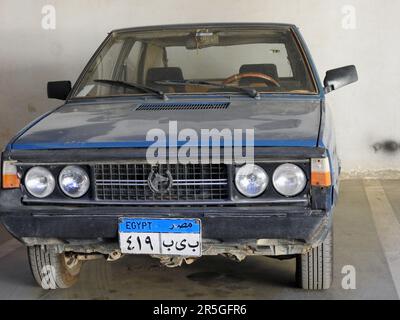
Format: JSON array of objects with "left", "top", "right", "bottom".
[
  {"left": 58, "top": 165, "right": 90, "bottom": 199},
  {"left": 232, "top": 162, "right": 310, "bottom": 201}
]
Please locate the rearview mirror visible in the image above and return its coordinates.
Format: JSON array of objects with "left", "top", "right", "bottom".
[
  {"left": 186, "top": 31, "right": 219, "bottom": 50},
  {"left": 47, "top": 81, "right": 72, "bottom": 100},
  {"left": 324, "top": 65, "right": 358, "bottom": 93}
]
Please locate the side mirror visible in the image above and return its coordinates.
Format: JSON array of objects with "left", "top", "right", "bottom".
[
  {"left": 47, "top": 81, "right": 72, "bottom": 100},
  {"left": 324, "top": 65, "right": 358, "bottom": 93}
]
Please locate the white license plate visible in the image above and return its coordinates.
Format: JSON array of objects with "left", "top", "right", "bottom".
[{"left": 118, "top": 218, "right": 202, "bottom": 257}]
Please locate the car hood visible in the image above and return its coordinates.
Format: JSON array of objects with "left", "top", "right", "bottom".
[{"left": 11, "top": 98, "right": 321, "bottom": 150}]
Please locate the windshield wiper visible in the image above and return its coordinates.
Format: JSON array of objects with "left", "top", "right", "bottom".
[
  {"left": 94, "top": 79, "right": 168, "bottom": 100},
  {"left": 155, "top": 79, "right": 261, "bottom": 99}
]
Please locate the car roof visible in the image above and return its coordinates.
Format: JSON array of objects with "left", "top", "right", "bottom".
[{"left": 111, "top": 22, "right": 297, "bottom": 34}]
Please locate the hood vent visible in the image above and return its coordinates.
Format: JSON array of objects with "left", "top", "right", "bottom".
[{"left": 135, "top": 101, "right": 230, "bottom": 111}]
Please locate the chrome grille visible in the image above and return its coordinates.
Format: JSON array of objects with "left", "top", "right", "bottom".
[{"left": 94, "top": 163, "right": 229, "bottom": 202}]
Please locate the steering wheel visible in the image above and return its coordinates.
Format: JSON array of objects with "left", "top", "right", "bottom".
[{"left": 223, "top": 72, "right": 280, "bottom": 87}]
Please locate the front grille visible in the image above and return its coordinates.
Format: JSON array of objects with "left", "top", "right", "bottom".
[{"left": 94, "top": 163, "right": 229, "bottom": 202}]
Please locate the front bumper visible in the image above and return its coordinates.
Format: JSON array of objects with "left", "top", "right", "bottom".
[{"left": 1, "top": 204, "right": 331, "bottom": 247}]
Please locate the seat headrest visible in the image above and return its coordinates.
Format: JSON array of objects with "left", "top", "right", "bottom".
[
  {"left": 239, "top": 64, "right": 279, "bottom": 85},
  {"left": 146, "top": 67, "right": 184, "bottom": 84}
]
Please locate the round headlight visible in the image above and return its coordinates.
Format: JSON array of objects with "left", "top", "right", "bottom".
[
  {"left": 25, "top": 167, "right": 55, "bottom": 198},
  {"left": 272, "top": 163, "right": 307, "bottom": 197},
  {"left": 235, "top": 164, "right": 268, "bottom": 198},
  {"left": 59, "top": 166, "right": 90, "bottom": 198}
]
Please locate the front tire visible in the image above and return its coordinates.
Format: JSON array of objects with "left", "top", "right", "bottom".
[
  {"left": 296, "top": 228, "right": 333, "bottom": 290},
  {"left": 27, "top": 245, "right": 82, "bottom": 289}
]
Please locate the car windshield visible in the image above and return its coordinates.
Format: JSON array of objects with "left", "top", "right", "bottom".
[{"left": 72, "top": 26, "right": 317, "bottom": 98}]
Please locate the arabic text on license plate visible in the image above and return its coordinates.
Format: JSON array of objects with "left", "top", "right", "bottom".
[{"left": 119, "top": 218, "right": 201, "bottom": 257}]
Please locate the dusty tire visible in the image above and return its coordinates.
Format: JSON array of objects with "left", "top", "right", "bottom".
[
  {"left": 296, "top": 228, "right": 333, "bottom": 290},
  {"left": 27, "top": 245, "right": 82, "bottom": 289}
]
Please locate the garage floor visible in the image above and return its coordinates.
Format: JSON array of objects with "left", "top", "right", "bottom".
[{"left": 0, "top": 179, "right": 399, "bottom": 300}]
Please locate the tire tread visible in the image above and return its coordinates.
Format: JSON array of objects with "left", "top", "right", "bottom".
[
  {"left": 27, "top": 245, "right": 82, "bottom": 290},
  {"left": 296, "top": 229, "right": 333, "bottom": 290}
]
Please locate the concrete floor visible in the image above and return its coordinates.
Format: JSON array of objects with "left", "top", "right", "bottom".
[{"left": 0, "top": 179, "right": 399, "bottom": 300}]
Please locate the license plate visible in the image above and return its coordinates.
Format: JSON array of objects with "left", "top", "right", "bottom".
[{"left": 118, "top": 218, "right": 202, "bottom": 257}]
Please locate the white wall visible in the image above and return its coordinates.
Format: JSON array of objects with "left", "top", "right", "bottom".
[{"left": 0, "top": 0, "right": 399, "bottom": 173}]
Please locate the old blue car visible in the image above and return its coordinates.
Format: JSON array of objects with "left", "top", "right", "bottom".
[{"left": 0, "top": 23, "right": 357, "bottom": 290}]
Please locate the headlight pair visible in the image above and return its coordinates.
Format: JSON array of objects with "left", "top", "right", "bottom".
[
  {"left": 24, "top": 166, "right": 89, "bottom": 199},
  {"left": 235, "top": 163, "right": 307, "bottom": 198}
]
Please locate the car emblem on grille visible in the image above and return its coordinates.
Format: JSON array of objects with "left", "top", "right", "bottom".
[{"left": 148, "top": 167, "right": 173, "bottom": 194}]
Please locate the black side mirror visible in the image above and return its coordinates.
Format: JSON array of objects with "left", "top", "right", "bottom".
[
  {"left": 47, "top": 81, "right": 72, "bottom": 100},
  {"left": 324, "top": 65, "right": 358, "bottom": 93}
]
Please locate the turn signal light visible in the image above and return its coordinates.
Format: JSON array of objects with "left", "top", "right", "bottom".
[
  {"left": 311, "top": 158, "right": 332, "bottom": 187},
  {"left": 2, "top": 161, "right": 20, "bottom": 189}
]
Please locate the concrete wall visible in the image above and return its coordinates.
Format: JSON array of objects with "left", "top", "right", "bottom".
[{"left": 0, "top": 0, "right": 399, "bottom": 173}]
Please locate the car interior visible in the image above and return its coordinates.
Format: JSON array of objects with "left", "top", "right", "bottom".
[{"left": 76, "top": 29, "right": 317, "bottom": 97}]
